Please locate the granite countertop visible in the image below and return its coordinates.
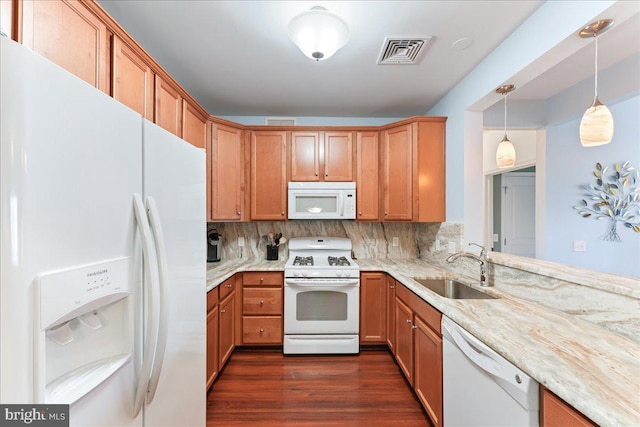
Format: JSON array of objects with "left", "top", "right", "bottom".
[{"left": 206, "top": 258, "right": 640, "bottom": 427}]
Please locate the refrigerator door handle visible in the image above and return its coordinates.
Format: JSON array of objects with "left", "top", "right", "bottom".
[
  {"left": 145, "top": 196, "right": 169, "bottom": 404},
  {"left": 132, "top": 194, "right": 161, "bottom": 417}
]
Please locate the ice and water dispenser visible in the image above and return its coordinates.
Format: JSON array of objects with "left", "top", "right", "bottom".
[{"left": 34, "top": 257, "right": 134, "bottom": 404}]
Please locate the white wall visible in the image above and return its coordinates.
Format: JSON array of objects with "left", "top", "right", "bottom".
[{"left": 544, "top": 95, "right": 639, "bottom": 277}]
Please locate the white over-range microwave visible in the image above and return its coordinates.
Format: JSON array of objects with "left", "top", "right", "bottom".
[{"left": 288, "top": 182, "right": 356, "bottom": 220}]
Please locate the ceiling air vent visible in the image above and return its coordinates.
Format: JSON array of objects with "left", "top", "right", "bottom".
[
  {"left": 266, "top": 117, "right": 296, "bottom": 126},
  {"left": 377, "top": 37, "right": 432, "bottom": 65}
]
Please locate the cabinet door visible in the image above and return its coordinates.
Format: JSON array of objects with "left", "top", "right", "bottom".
[
  {"left": 206, "top": 304, "right": 219, "bottom": 390},
  {"left": 386, "top": 277, "right": 396, "bottom": 351},
  {"left": 1, "top": 0, "right": 14, "bottom": 40},
  {"left": 154, "top": 75, "right": 182, "bottom": 137},
  {"left": 394, "top": 297, "right": 414, "bottom": 385},
  {"left": 21, "top": 0, "right": 109, "bottom": 92},
  {"left": 416, "top": 121, "right": 446, "bottom": 222},
  {"left": 382, "top": 124, "right": 413, "bottom": 220},
  {"left": 182, "top": 100, "right": 207, "bottom": 149},
  {"left": 291, "top": 132, "right": 321, "bottom": 181},
  {"left": 324, "top": 131, "right": 353, "bottom": 181},
  {"left": 112, "top": 36, "right": 153, "bottom": 120},
  {"left": 414, "top": 316, "right": 443, "bottom": 427},
  {"left": 360, "top": 273, "right": 386, "bottom": 344},
  {"left": 219, "top": 291, "right": 235, "bottom": 368},
  {"left": 541, "top": 387, "right": 597, "bottom": 427},
  {"left": 356, "top": 131, "right": 379, "bottom": 220},
  {"left": 250, "top": 131, "right": 288, "bottom": 220},
  {"left": 211, "top": 123, "right": 243, "bottom": 220}
]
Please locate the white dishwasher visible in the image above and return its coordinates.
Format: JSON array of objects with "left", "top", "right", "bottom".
[{"left": 442, "top": 316, "right": 539, "bottom": 426}]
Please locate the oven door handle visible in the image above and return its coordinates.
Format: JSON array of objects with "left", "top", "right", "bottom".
[{"left": 285, "top": 278, "right": 360, "bottom": 287}]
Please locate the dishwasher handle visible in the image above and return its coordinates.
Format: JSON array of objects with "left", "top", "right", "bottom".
[{"left": 442, "top": 316, "right": 502, "bottom": 378}]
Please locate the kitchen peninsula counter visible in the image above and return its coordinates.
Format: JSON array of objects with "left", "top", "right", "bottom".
[{"left": 206, "top": 258, "right": 640, "bottom": 427}]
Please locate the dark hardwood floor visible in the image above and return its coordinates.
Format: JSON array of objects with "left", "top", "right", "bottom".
[{"left": 206, "top": 348, "right": 432, "bottom": 426}]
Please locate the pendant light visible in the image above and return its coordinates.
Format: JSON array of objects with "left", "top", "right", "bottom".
[
  {"left": 288, "top": 6, "right": 350, "bottom": 61},
  {"left": 579, "top": 19, "right": 614, "bottom": 147},
  {"left": 495, "top": 84, "right": 516, "bottom": 169}
]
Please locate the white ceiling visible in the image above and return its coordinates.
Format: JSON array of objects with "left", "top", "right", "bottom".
[{"left": 97, "top": 0, "right": 546, "bottom": 117}]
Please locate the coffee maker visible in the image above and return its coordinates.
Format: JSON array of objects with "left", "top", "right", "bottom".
[{"left": 207, "top": 228, "right": 222, "bottom": 262}]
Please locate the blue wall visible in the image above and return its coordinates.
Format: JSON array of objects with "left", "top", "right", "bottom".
[
  {"left": 544, "top": 96, "right": 640, "bottom": 277},
  {"left": 218, "top": 116, "right": 404, "bottom": 126}
]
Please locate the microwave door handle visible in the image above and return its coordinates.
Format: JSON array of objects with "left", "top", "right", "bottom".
[{"left": 340, "top": 193, "right": 344, "bottom": 217}]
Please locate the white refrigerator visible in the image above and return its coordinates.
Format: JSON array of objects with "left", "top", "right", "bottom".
[{"left": 0, "top": 37, "right": 206, "bottom": 426}]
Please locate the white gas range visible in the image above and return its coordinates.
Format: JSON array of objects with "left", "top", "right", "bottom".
[{"left": 283, "top": 237, "right": 360, "bottom": 354}]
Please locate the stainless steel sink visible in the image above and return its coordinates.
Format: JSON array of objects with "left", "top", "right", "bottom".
[{"left": 412, "top": 278, "right": 497, "bottom": 300}]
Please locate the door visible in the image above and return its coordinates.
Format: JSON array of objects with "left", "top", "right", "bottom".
[
  {"left": 356, "top": 131, "right": 379, "bottom": 220},
  {"left": 211, "top": 123, "right": 243, "bottom": 220},
  {"left": 250, "top": 131, "right": 288, "bottom": 220},
  {"left": 394, "top": 297, "right": 414, "bottom": 384},
  {"left": 142, "top": 120, "right": 206, "bottom": 426},
  {"left": 501, "top": 172, "right": 535, "bottom": 257},
  {"left": 414, "top": 316, "right": 443, "bottom": 427},
  {"left": 1, "top": 37, "right": 141, "bottom": 426},
  {"left": 360, "top": 273, "right": 386, "bottom": 343}
]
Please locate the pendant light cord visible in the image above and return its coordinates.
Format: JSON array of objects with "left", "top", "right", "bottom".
[
  {"left": 503, "top": 92, "right": 508, "bottom": 137},
  {"left": 594, "top": 34, "right": 599, "bottom": 98}
]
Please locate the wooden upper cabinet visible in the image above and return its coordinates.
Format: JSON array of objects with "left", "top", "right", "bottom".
[
  {"left": 381, "top": 124, "right": 414, "bottom": 221},
  {"left": 324, "top": 131, "right": 353, "bottom": 181},
  {"left": 291, "top": 132, "right": 321, "bottom": 181},
  {"left": 154, "top": 75, "right": 182, "bottom": 137},
  {"left": 356, "top": 131, "right": 379, "bottom": 220},
  {"left": 111, "top": 36, "right": 153, "bottom": 120},
  {"left": 211, "top": 122, "right": 244, "bottom": 221},
  {"left": 182, "top": 100, "right": 207, "bottom": 149},
  {"left": 251, "top": 131, "right": 288, "bottom": 220},
  {"left": 21, "top": 0, "right": 109, "bottom": 93},
  {"left": 291, "top": 131, "right": 353, "bottom": 181},
  {"left": 1, "top": 0, "right": 14, "bottom": 39},
  {"left": 415, "top": 120, "right": 446, "bottom": 222}
]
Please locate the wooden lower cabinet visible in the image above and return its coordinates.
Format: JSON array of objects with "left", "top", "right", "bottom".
[
  {"left": 541, "top": 387, "right": 597, "bottom": 427},
  {"left": 206, "top": 287, "right": 219, "bottom": 390},
  {"left": 360, "top": 272, "right": 387, "bottom": 344},
  {"left": 241, "top": 272, "right": 283, "bottom": 345},
  {"left": 394, "top": 283, "right": 443, "bottom": 427},
  {"left": 218, "top": 278, "right": 236, "bottom": 368},
  {"left": 386, "top": 276, "right": 396, "bottom": 352}
]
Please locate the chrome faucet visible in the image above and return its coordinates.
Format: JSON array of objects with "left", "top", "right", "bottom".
[{"left": 446, "top": 243, "right": 489, "bottom": 287}]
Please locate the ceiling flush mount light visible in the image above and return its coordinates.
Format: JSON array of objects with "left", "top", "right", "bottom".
[
  {"left": 288, "top": 6, "right": 350, "bottom": 61},
  {"left": 495, "top": 84, "right": 516, "bottom": 169},
  {"left": 579, "top": 19, "right": 614, "bottom": 147}
]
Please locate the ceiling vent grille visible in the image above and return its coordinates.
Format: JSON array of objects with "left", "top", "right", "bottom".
[
  {"left": 377, "top": 37, "right": 432, "bottom": 65},
  {"left": 266, "top": 117, "right": 296, "bottom": 126}
]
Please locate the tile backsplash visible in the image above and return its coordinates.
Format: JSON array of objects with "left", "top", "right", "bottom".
[{"left": 207, "top": 221, "right": 463, "bottom": 263}]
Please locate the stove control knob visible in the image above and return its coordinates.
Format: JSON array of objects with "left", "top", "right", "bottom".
[
  {"left": 293, "top": 271, "right": 300, "bottom": 277},
  {"left": 344, "top": 271, "right": 352, "bottom": 277},
  {"left": 302, "top": 271, "right": 309, "bottom": 277},
  {"left": 336, "top": 271, "right": 343, "bottom": 277}
]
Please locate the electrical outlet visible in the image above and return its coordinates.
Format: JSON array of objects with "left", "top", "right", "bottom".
[
  {"left": 573, "top": 240, "right": 586, "bottom": 252},
  {"left": 448, "top": 241, "right": 456, "bottom": 254},
  {"left": 238, "top": 237, "right": 245, "bottom": 247},
  {"left": 493, "top": 234, "right": 499, "bottom": 243},
  {"left": 392, "top": 237, "right": 399, "bottom": 247},
  {"left": 435, "top": 239, "right": 441, "bottom": 251}
]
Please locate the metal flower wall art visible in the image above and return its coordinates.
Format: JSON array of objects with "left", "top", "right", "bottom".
[{"left": 574, "top": 161, "right": 640, "bottom": 242}]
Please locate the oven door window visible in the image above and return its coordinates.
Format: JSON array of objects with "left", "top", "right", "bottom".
[{"left": 296, "top": 290, "right": 347, "bottom": 321}]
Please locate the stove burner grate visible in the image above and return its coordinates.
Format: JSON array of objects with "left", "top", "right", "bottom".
[
  {"left": 293, "top": 256, "right": 314, "bottom": 266},
  {"left": 328, "top": 256, "right": 350, "bottom": 267}
]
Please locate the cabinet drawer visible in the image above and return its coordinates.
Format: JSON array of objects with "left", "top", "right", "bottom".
[
  {"left": 243, "top": 272, "right": 283, "bottom": 286},
  {"left": 207, "top": 287, "right": 219, "bottom": 312},
  {"left": 396, "top": 283, "right": 441, "bottom": 335},
  {"left": 219, "top": 277, "right": 235, "bottom": 300},
  {"left": 242, "top": 316, "right": 282, "bottom": 344},
  {"left": 243, "top": 288, "right": 282, "bottom": 315}
]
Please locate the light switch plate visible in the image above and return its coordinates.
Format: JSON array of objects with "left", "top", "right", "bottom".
[
  {"left": 573, "top": 240, "right": 586, "bottom": 252},
  {"left": 493, "top": 234, "right": 499, "bottom": 243},
  {"left": 392, "top": 237, "right": 399, "bottom": 247},
  {"left": 448, "top": 241, "right": 456, "bottom": 254},
  {"left": 238, "top": 237, "right": 245, "bottom": 247}
]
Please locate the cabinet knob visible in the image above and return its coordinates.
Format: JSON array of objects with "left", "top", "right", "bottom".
[
  {"left": 390, "top": 285, "right": 395, "bottom": 289},
  {"left": 237, "top": 211, "right": 241, "bottom": 215},
  {"left": 412, "top": 325, "right": 417, "bottom": 330},
  {"left": 325, "top": 173, "right": 328, "bottom": 177},
  {"left": 221, "top": 309, "right": 226, "bottom": 314},
  {"left": 226, "top": 284, "right": 232, "bottom": 288},
  {"left": 260, "top": 300, "right": 264, "bottom": 305},
  {"left": 384, "top": 211, "right": 388, "bottom": 216},
  {"left": 406, "top": 319, "right": 412, "bottom": 324},
  {"left": 260, "top": 277, "right": 264, "bottom": 282},
  {"left": 315, "top": 173, "right": 318, "bottom": 176},
  {"left": 260, "top": 328, "right": 264, "bottom": 333},
  {"left": 358, "top": 212, "right": 362, "bottom": 216},
  {"left": 281, "top": 211, "right": 285, "bottom": 215}
]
